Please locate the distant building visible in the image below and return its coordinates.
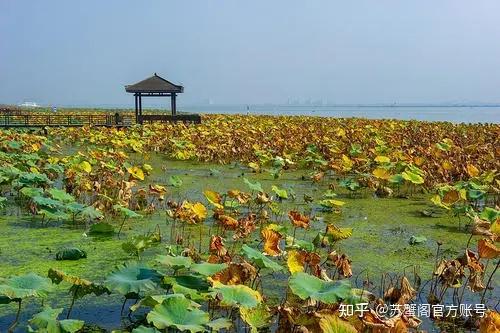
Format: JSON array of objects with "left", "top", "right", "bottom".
[{"left": 19, "top": 102, "right": 41, "bottom": 108}]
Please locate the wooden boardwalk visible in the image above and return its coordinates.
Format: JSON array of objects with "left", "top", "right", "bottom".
[{"left": 0, "top": 113, "right": 201, "bottom": 128}]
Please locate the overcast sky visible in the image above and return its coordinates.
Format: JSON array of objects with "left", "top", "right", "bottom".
[{"left": 1, "top": 1, "right": 500, "bottom": 106}]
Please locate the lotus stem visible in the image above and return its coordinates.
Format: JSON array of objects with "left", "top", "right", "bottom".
[
  {"left": 117, "top": 216, "right": 127, "bottom": 238},
  {"left": 481, "top": 259, "right": 500, "bottom": 305},
  {"left": 66, "top": 285, "right": 80, "bottom": 318},
  {"left": 120, "top": 297, "right": 128, "bottom": 315},
  {"left": 7, "top": 300, "right": 21, "bottom": 333},
  {"left": 291, "top": 226, "right": 297, "bottom": 246}
]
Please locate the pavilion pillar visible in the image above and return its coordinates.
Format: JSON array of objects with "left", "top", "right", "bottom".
[
  {"left": 134, "top": 94, "right": 138, "bottom": 123},
  {"left": 138, "top": 93, "right": 143, "bottom": 124},
  {"left": 171, "top": 93, "right": 177, "bottom": 116}
]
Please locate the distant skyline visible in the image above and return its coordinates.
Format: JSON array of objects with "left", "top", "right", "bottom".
[{"left": 1, "top": 1, "right": 500, "bottom": 107}]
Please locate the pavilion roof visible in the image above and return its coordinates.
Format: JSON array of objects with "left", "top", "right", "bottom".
[{"left": 125, "top": 73, "right": 184, "bottom": 93}]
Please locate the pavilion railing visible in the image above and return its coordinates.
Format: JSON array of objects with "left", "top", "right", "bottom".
[{"left": 139, "top": 114, "right": 201, "bottom": 124}]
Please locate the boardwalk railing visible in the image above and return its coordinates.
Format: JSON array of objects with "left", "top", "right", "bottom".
[{"left": 0, "top": 114, "right": 135, "bottom": 127}]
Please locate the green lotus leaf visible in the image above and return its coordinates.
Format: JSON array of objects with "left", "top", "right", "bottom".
[
  {"left": 271, "top": 185, "right": 288, "bottom": 199},
  {"left": 80, "top": 206, "right": 104, "bottom": 221},
  {"left": 28, "top": 306, "right": 84, "bottom": 333},
  {"left": 65, "top": 202, "right": 86, "bottom": 214},
  {"left": 164, "top": 275, "right": 210, "bottom": 292},
  {"left": 402, "top": 171, "right": 424, "bottom": 184},
  {"left": 319, "top": 199, "right": 345, "bottom": 209},
  {"left": 113, "top": 204, "right": 142, "bottom": 218},
  {"left": 48, "top": 188, "right": 75, "bottom": 203},
  {"left": 33, "top": 196, "right": 64, "bottom": 209},
  {"left": 342, "top": 288, "right": 375, "bottom": 305},
  {"left": 480, "top": 207, "right": 500, "bottom": 223},
  {"left": 17, "top": 172, "right": 52, "bottom": 187},
  {"left": 339, "top": 178, "right": 360, "bottom": 191},
  {"left": 240, "top": 245, "right": 283, "bottom": 272},
  {"left": 206, "top": 317, "right": 232, "bottom": 331},
  {"left": 132, "top": 326, "right": 161, "bottom": 333},
  {"left": 168, "top": 175, "right": 183, "bottom": 188},
  {"left": 239, "top": 304, "right": 272, "bottom": 332},
  {"left": 190, "top": 262, "right": 227, "bottom": 276},
  {"left": 156, "top": 254, "right": 192, "bottom": 270},
  {"left": 20, "top": 187, "right": 44, "bottom": 198},
  {"left": 285, "top": 236, "right": 315, "bottom": 252},
  {"left": 55, "top": 247, "right": 87, "bottom": 261},
  {"left": 147, "top": 294, "right": 209, "bottom": 333},
  {"left": 171, "top": 283, "right": 207, "bottom": 302},
  {"left": 409, "top": 235, "right": 427, "bottom": 245},
  {"left": 38, "top": 208, "right": 69, "bottom": 221},
  {"left": 289, "top": 272, "right": 352, "bottom": 304},
  {"left": 0, "top": 273, "right": 52, "bottom": 300},
  {"left": 43, "top": 163, "right": 64, "bottom": 175},
  {"left": 105, "top": 263, "right": 161, "bottom": 296},
  {"left": 468, "top": 188, "right": 486, "bottom": 200},
  {"left": 88, "top": 223, "right": 114, "bottom": 236},
  {"left": 211, "top": 282, "right": 262, "bottom": 309},
  {"left": 1, "top": 165, "right": 22, "bottom": 179},
  {"left": 130, "top": 295, "right": 169, "bottom": 312},
  {"left": 243, "top": 178, "right": 264, "bottom": 193}
]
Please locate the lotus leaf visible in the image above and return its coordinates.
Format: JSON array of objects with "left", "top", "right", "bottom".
[
  {"left": 47, "top": 188, "right": 75, "bottom": 203},
  {"left": 402, "top": 170, "right": 424, "bottom": 184},
  {"left": 105, "top": 263, "right": 161, "bottom": 296},
  {"left": 131, "top": 326, "right": 161, "bottom": 333},
  {"left": 271, "top": 185, "right": 288, "bottom": 199},
  {"left": 203, "top": 190, "right": 223, "bottom": 209},
  {"left": 156, "top": 254, "right": 193, "bottom": 270},
  {"left": 289, "top": 272, "right": 351, "bottom": 304},
  {"left": 409, "top": 235, "right": 428, "bottom": 245},
  {"left": 243, "top": 178, "right": 264, "bottom": 193},
  {"left": 190, "top": 262, "right": 227, "bottom": 276},
  {"left": 168, "top": 175, "right": 183, "bottom": 187},
  {"left": 211, "top": 281, "right": 262, "bottom": 309},
  {"left": 239, "top": 304, "right": 272, "bottom": 333},
  {"left": 146, "top": 294, "right": 209, "bottom": 333},
  {"left": 28, "top": 307, "right": 84, "bottom": 333},
  {"left": 113, "top": 205, "right": 142, "bottom": 218},
  {"left": 88, "top": 222, "right": 114, "bottom": 235},
  {"left": 206, "top": 318, "right": 232, "bottom": 330},
  {"left": 240, "top": 245, "right": 283, "bottom": 272},
  {"left": 319, "top": 314, "right": 357, "bottom": 333},
  {"left": 55, "top": 247, "right": 87, "bottom": 261},
  {"left": 20, "top": 187, "right": 44, "bottom": 198},
  {"left": 0, "top": 273, "right": 52, "bottom": 301}
]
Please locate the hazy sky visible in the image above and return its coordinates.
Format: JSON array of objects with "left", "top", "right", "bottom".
[{"left": 1, "top": 1, "right": 500, "bottom": 106}]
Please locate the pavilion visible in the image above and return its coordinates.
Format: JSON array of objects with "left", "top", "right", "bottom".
[{"left": 125, "top": 73, "right": 200, "bottom": 124}]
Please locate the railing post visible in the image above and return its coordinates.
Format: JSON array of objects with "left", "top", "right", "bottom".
[{"left": 25, "top": 115, "right": 28, "bottom": 126}]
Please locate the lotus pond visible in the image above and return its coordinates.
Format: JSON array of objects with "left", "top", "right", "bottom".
[{"left": 0, "top": 115, "right": 499, "bottom": 333}]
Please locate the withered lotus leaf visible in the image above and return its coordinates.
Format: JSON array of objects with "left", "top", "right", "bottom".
[
  {"left": 210, "top": 262, "right": 256, "bottom": 285},
  {"left": 479, "top": 311, "right": 500, "bottom": 333},
  {"left": 261, "top": 228, "right": 283, "bottom": 256},
  {"left": 478, "top": 239, "right": 500, "bottom": 259},
  {"left": 328, "top": 251, "right": 353, "bottom": 278},
  {"left": 288, "top": 210, "right": 310, "bottom": 229}
]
